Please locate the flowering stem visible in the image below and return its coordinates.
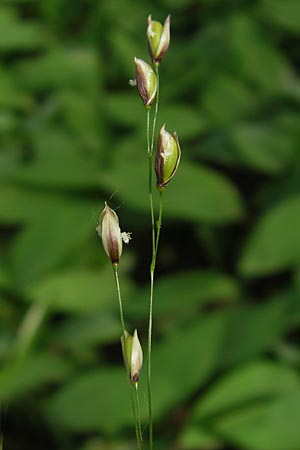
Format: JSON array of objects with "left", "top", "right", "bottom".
[
  {"left": 147, "top": 190, "right": 164, "bottom": 450},
  {"left": 147, "top": 109, "right": 155, "bottom": 256},
  {"left": 156, "top": 189, "right": 164, "bottom": 254},
  {"left": 147, "top": 65, "right": 160, "bottom": 450},
  {"left": 147, "top": 270, "right": 154, "bottom": 450},
  {"left": 134, "top": 384, "right": 143, "bottom": 448},
  {"left": 151, "top": 66, "right": 160, "bottom": 155},
  {"left": 113, "top": 264, "right": 143, "bottom": 450},
  {"left": 112, "top": 263, "right": 126, "bottom": 335},
  {"left": 129, "top": 384, "right": 143, "bottom": 450}
]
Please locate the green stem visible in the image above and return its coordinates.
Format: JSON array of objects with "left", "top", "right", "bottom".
[
  {"left": 127, "top": 384, "right": 143, "bottom": 450},
  {"left": 155, "top": 189, "right": 164, "bottom": 254},
  {"left": 112, "top": 263, "right": 126, "bottom": 335},
  {"left": 130, "top": 386, "right": 143, "bottom": 450},
  {"left": 113, "top": 264, "right": 143, "bottom": 450},
  {"left": 135, "top": 384, "right": 143, "bottom": 448},
  {"left": 147, "top": 109, "right": 155, "bottom": 256},
  {"left": 147, "top": 268, "right": 154, "bottom": 450},
  {"left": 147, "top": 191, "right": 164, "bottom": 450},
  {"left": 151, "top": 65, "right": 160, "bottom": 155},
  {"left": 147, "top": 65, "right": 160, "bottom": 450}
]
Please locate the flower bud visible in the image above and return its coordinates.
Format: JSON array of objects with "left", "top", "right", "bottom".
[
  {"left": 134, "top": 57, "right": 157, "bottom": 108},
  {"left": 96, "top": 203, "right": 131, "bottom": 265},
  {"left": 155, "top": 124, "right": 181, "bottom": 188},
  {"left": 121, "top": 330, "right": 143, "bottom": 384},
  {"left": 147, "top": 14, "right": 171, "bottom": 64}
]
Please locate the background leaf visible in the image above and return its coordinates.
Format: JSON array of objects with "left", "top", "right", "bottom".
[{"left": 239, "top": 196, "right": 300, "bottom": 276}]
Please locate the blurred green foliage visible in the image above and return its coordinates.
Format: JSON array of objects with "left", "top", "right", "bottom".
[{"left": 0, "top": 0, "right": 300, "bottom": 449}]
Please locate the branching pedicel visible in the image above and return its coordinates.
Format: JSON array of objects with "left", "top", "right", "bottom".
[{"left": 97, "top": 14, "right": 181, "bottom": 450}]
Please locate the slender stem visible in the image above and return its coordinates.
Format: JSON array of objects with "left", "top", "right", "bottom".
[
  {"left": 147, "top": 64, "right": 160, "bottom": 450},
  {"left": 147, "top": 109, "right": 155, "bottom": 256},
  {"left": 113, "top": 264, "right": 143, "bottom": 450},
  {"left": 148, "top": 190, "right": 164, "bottom": 450},
  {"left": 112, "top": 263, "right": 126, "bottom": 335},
  {"left": 129, "top": 387, "right": 142, "bottom": 450},
  {"left": 147, "top": 106, "right": 151, "bottom": 156},
  {"left": 131, "top": 386, "right": 143, "bottom": 450},
  {"left": 135, "top": 384, "right": 143, "bottom": 448},
  {"left": 147, "top": 127, "right": 155, "bottom": 449},
  {"left": 147, "top": 268, "right": 154, "bottom": 450},
  {"left": 155, "top": 189, "right": 164, "bottom": 254},
  {"left": 151, "top": 66, "right": 160, "bottom": 155}
]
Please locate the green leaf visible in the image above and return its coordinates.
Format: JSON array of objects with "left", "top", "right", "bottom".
[
  {"left": 0, "top": 258, "right": 8, "bottom": 289},
  {"left": 0, "top": 186, "right": 72, "bottom": 223},
  {"left": 259, "top": 0, "right": 300, "bottom": 34},
  {"left": 54, "top": 312, "right": 121, "bottom": 350},
  {"left": 239, "top": 196, "right": 300, "bottom": 276},
  {"left": 5, "top": 130, "right": 104, "bottom": 190},
  {"left": 44, "top": 292, "right": 298, "bottom": 433},
  {"left": 59, "top": 92, "right": 101, "bottom": 153},
  {"left": 193, "top": 360, "right": 300, "bottom": 420},
  {"left": 0, "top": 7, "right": 46, "bottom": 52},
  {"left": 162, "top": 0, "right": 196, "bottom": 9},
  {"left": 107, "top": 27, "right": 141, "bottom": 76},
  {"left": 107, "top": 93, "right": 145, "bottom": 129},
  {"left": 178, "top": 426, "right": 222, "bottom": 450},
  {"left": 149, "top": 314, "right": 225, "bottom": 420},
  {"left": 0, "top": 67, "right": 32, "bottom": 109},
  {"left": 193, "top": 132, "right": 238, "bottom": 167},
  {"left": 0, "top": 331, "right": 11, "bottom": 361},
  {"left": 107, "top": 97, "right": 205, "bottom": 139},
  {"left": 80, "top": 439, "right": 132, "bottom": 450},
  {"left": 229, "top": 122, "right": 297, "bottom": 174},
  {"left": 0, "top": 110, "right": 18, "bottom": 133},
  {"left": 46, "top": 315, "right": 224, "bottom": 433},
  {"left": 0, "top": 353, "right": 70, "bottom": 403},
  {"left": 9, "top": 201, "right": 95, "bottom": 286},
  {"left": 228, "top": 14, "right": 291, "bottom": 92},
  {"left": 165, "top": 163, "right": 244, "bottom": 223},
  {"left": 45, "top": 368, "right": 132, "bottom": 433},
  {"left": 150, "top": 293, "right": 296, "bottom": 421},
  {"left": 159, "top": 104, "right": 207, "bottom": 139},
  {"left": 202, "top": 75, "right": 257, "bottom": 126},
  {"left": 182, "top": 361, "right": 300, "bottom": 450},
  {"left": 215, "top": 391, "right": 300, "bottom": 450},
  {"left": 219, "top": 296, "right": 292, "bottom": 368},
  {"left": 103, "top": 162, "right": 244, "bottom": 224},
  {"left": 28, "top": 268, "right": 134, "bottom": 313},
  {"left": 194, "top": 111, "right": 300, "bottom": 173},
  {"left": 126, "top": 270, "right": 240, "bottom": 320},
  {"left": 255, "top": 152, "right": 300, "bottom": 209},
  {"left": 17, "top": 48, "right": 98, "bottom": 92}
]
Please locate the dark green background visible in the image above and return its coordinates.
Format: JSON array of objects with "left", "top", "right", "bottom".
[{"left": 1, "top": 0, "right": 300, "bottom": 449}]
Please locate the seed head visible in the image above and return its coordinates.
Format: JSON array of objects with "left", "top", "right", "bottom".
[
  {"left": 96, "top": 203, "right": 131, "bottom": 265},
  {"left": 155, "top": 124, "right": 181, "bottom": 189},
  {"left": 147, "top": 14, "right": 171, "bottom": 65},
  {"left": 121, "top": 330, "right": 143, "bottom": 384},
  {"left": 134, "top": 57, "right": 157, "bottom": 108}
]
